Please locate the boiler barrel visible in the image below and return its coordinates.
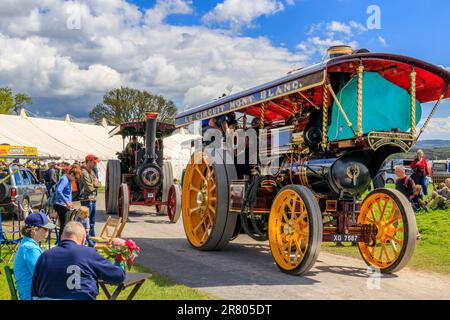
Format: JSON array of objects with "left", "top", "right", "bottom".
[{"left": 293, "top": 156, "right": 371, "bottom": 197}]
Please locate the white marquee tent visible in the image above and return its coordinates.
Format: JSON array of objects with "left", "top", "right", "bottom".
[{"left": 0, "top": 112, "right": 198, "bottom": 184}]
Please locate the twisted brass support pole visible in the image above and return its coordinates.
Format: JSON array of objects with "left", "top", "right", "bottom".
[
  {"left": 357, "top": 64, "right": 364, "bottom": 136},
  {"left": 322, "top": 85, "right": 329, "bottom": 150},
  {"left": 410, "top": 68, "right": 417, "bottom": 137},
  {"left": 416, "top": 93, "right": 445, "bottom": 142},
  {"left": 292, "top": 97, "right": 298, "bottom": 115},
  {"left": 260, "top": 102, "right": 266, "bottom": 129}
]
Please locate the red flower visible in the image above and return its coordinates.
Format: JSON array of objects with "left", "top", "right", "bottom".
[
  {"left": 125, "top": 239, "right": 137, "bottom": 250},
  {"left": 115, "top": 253, "right": 124, "bottom": 262}
]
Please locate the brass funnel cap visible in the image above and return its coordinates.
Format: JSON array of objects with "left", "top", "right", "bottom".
[{"left": 327, "top": 45, "right": 353, "bottom": 58}]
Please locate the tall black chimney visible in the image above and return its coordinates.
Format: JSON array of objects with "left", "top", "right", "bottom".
[{"left": 145, "top": 112, "right": 158, "bottom": 164}]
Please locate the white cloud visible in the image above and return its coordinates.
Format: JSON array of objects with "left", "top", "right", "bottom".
[
  {"left": 0, "top": 0, "right": 307, "bottom": 116},
  {"left": 378, "top": 36, "right": 387, "bottom": 46},
  {"left": 328, "top": 21, "right": 351, "bottom": 34},
  {"left": 202, "top": 0, "right": 285, "bottom": 31},
  {"left": 349, "top": 21, "right": 368, "bottom": 33},
  {"left": 144, "top": 0, "right": 193, "bottom": 27},
  {"left": 0, "top": 34, "right": 121, "bottom": 97},
  {"left": 419, "top": 117, "right": 450, "bottom": 140},
  {"left": 298, "top": 20, "right": 368, "bottom": 60}
]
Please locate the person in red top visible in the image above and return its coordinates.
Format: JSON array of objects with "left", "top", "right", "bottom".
[{"left": 410, "top": 149, "right": 430, "bottom": 195}]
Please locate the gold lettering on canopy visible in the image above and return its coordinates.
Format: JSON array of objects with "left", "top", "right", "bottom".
[{"left": 175, "top": 70, "right": 325, "bottom": 127}]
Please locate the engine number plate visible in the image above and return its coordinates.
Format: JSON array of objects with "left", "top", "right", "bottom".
[
  {"left": 147, "top": 193, "right": 154, "bottom": 199},
  {"left": 332, "top": 234, "right": 359, "bottom": 242}
]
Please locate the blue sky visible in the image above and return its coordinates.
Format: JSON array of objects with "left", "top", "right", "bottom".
[
  {"left": 128, "top": 0, "right": 450, "bottom": 64},
  {"left": 119, "top": 0, "right": 450, "bottom": 121},
  {"left": 0, "top": 0, "right": 449, "bottom": 138}
]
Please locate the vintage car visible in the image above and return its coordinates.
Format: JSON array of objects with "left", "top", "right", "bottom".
[
  {"left": 105, "top": 113, "right": 182, "bottom": 222},
  {"left": 431, "top": 159, "right": 450, "bottom": 186},
  {"left": 0, "top": 145, "right": 59, "bottom": 220},
  {"left": 175, "top": 45, "right": 450, "bottom": 275},
  {"left": 380, "top": 159, "right": 413, "bottom": 184}
]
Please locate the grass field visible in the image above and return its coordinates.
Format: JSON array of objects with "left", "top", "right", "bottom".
[
  {"left": 0, "top": 260, "right": 213, "bottom": 300},
  {"left": 322, "top": 184, "right": 450, "bottom": 274}
]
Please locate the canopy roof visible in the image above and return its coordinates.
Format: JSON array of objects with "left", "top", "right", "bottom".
[
  {"left": 108, "top": 121, "right": 176, "bottom": 139},
  {"left": 175, "top": 51, "right": 450, "bottom": 127},
  {"left": 0, "top": 113, "right": 123, "bottom": 161}
]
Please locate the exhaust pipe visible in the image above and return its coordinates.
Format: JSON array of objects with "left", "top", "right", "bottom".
[{"left": 145, "top": 112, "right": 158, "bottom": 164}]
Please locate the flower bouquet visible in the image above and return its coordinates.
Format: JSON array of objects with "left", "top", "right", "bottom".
[{"left": 105, "top": 238, "right": 141, "bottom": 270}]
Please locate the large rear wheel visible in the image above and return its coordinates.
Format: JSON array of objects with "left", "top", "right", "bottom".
[
  {"left": 358, "top": 188, "right": 416, "bottom": 273},
  {"left": 118, "top": 183, "right": 130, "bottom": 222},
  {"left": 182, "top": 150, "right": 237, "bottom": 250},
  {"left": 159, "top": 162, "right": 174, "bottom": 215},
  {"left": 105, "top": 160, "right": 121, "bottom": 214},
  {"left": 269, "top": 185, "right": 322, "bottom": 275}
]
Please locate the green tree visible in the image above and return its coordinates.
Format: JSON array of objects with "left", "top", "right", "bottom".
[
  {"left": 13, "top": 93, "right": 33, "bottom": 114},
  {"left": 0, "top": 87, "right": 14, "bottom": 114},
  {"left": 0, "top": 87, "right": 32, "bottom": 114},
  {"left": 89, "top": 87, "right": 177, "bottom": 125}
]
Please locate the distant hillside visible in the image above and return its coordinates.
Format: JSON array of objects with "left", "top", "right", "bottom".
[
  {"left": 415, "top": 140, "right": 450, "bottom": 149},
  {"left": 388, "top": 140, "right": 450, "bottom": 160},
  {"left": 413, "top": 140, "right": 450, "bottom": 160}
]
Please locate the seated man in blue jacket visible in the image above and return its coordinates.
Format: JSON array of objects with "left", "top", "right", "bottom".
[{"left": 31, "top": 221, "right": 125, "bottom": 300}]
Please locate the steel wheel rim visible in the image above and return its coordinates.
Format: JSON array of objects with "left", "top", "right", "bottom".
[
  {"left": 182, "top": 153, "right": 217, "bottom": 247},
  {"left": 269, "top": 189, "right": 310, "bottom": 270},
  {"left": 105, "top": 166, "right": 110, "bottom": 205},
  {"left": 167, "top": 186, "right": 175, "bottom": 220},
  {"left": 358, "top": 193, "right": 405, "bottom": 269},
  {"left": 118, "top": 186, "right": 124, "bottom": 218}
]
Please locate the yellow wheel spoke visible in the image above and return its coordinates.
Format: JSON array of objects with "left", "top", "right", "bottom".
[
  {"left": 390, "top": 240, "right": 399, "bottom": 255},
  {"left": 195, "top": 165, "right": 206, "bottom": 181},
  {"left": 190, "top": 186, "right": 201, "bottom": 193},
  {"left": 381, "top": 199, "right": 391, "bottom": 220},
  {"left": 369, "top": 208, "right": 377, "bottom": 222},
  {"left": 382, "top": 243, "right": 391, "bottom": 261},
  {"left": 392, "top": 237, "right": 403, "bottom": 246},
  {"left": 377, "top": 246, "right": 384, "bottom": 261},
  {"left": 385, "top": 210, "right": 400, "bottom": 226},
  {"left": 193, "top": 217, "right": 207, "bottom": 234},
  {"left": 189, "top": 207, "right": 201, "bottom": 216},
  {"left": 201, "top": 220, "right": 212, "bottom": 242},
  {"left": 287, "top": 239, "right": 293, "bottom": 262},
  {"left": 280, "top": 209, "right": 289, "bottom": 223}
]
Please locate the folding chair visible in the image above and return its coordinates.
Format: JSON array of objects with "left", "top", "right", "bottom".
[
  {"left": 91, "top": 217, "right": 124, "bottom": 250},
  {"left": 0, "top": 212, "right": 21, "bottom": 264},
  {"left": 4, "top": 266, "right": 19, "bottom": 300},
  {"left": 43, "top": 203, "right": 60, "bottom": 249}
]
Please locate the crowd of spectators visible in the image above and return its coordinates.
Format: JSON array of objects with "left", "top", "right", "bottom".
[
  {"left": 12, "top": 154, "right": 120, "bottom": 300},
  {"left": 394, "top": 150, "right": 450, "bottom": 212}
]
